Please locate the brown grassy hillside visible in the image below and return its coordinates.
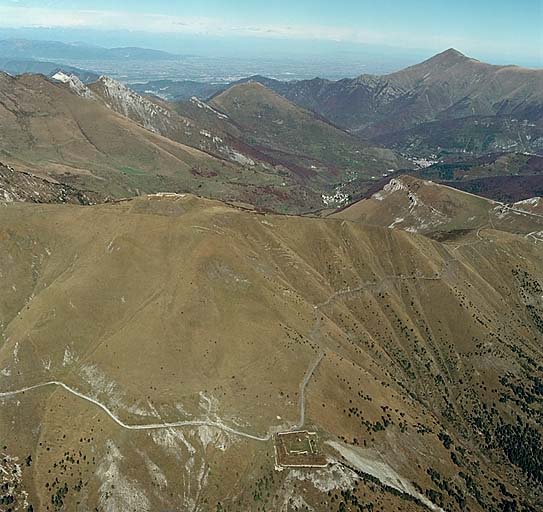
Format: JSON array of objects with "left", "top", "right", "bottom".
[
  {"left": 333, "top": 175, "right": 543, "bottom": 241},
  {"left": 0, "top": 194, "right": 541, "bottom": 511}
]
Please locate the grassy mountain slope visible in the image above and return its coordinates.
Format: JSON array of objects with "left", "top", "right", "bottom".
[
  {"left": 0, "top": 72, "right": 233, "bottom": 193},
  {"left": 209, "top": 82, "right": 407, "bottom": 187},
  {"left": 88, "top": 74, "right": 406, "bottom": 211},
  {"left": 89, "top": 76, "right": 280, "bottom": 174},
  {"left": 84, "top": 74, "right": 410, "bottom": 209},
  {"left": 0, "top": 193, "right": 541, "bottom": 511}
]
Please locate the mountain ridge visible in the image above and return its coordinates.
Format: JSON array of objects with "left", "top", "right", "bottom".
[
  {"left": 332, "top": 174, "right": 543, "bottom": 238},
  {"left": 0, "top": 38, "right": 180, "bottom": 61}
]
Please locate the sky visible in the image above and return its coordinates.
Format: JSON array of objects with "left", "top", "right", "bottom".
[{"left": 0, "top": 0, "right": 541, "bottom": 66}]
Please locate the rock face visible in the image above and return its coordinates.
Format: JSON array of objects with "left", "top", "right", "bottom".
[
  {"left": 51, "top": 71, "right": 96, "bottom": 99},
  {"left": 91, "top": 75, "right": 173, "bottom": 133},
  {"left": 0, "top": 193, "right": 542, "bottom": 511}
]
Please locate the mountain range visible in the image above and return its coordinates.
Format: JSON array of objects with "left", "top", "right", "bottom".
[
  {"left": 256, "top": 50, "right": 543, "bottom": 157},
  {"left": 1, "top": 48, "right": 542, "bottom": 214},
  {"left": 0, "top": 70, "right": 407, "bottom": 213},
  {"left": 136, "top": 49, "right": 543, "bottom": 158},
  {"left": 267, "top": 50, "right": 542, "bottom": 129},
  {"left": 0, "top": 39, "right": 179, "bottom": 62},
  {"left": 2, "top": 45, "right": 542, "bottom": 162}
]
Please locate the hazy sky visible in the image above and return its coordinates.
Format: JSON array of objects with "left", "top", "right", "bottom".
[{"left": 0, "top": 0, "right": 541, "bottom": 64}]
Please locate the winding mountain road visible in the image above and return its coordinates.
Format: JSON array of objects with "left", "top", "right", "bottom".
[
  {"left": 290, "top": 351, "right": 324, "bottom": 431},
  {"left": 0, "top": 351, "right": 324, "bottom": 442},
  {"left": 0, "top": 380, "right": 276, "bottom": 441}
]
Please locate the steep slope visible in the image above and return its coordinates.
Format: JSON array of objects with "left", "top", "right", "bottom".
[
  {"left": 372, "top": 115, "right": 543, "bottom": 156},
  {"left": 251, "top": 49, "right": 543, "bottom": 155},
  {"left": 17, "top": 71, "right": 410, "bottom": 212},
  {"left": 88, "top": 75, "right": 272, "bottom": 171},
  {"left": 89, "top": 75, "right": 177, "bottom": 133},
  {"left": 0, "top": 194, "right": 541, "bottom": 511},
  {"left": 373, "top": 49, "right": 543, "bottom": 128},
  {"left": 333, "top": 175, "right": 543, "bottom": 239},
  {"left": 0, "top": 72, "right": 320, "bottom": 212},
  {"left": 0, "top": 162, "right": 99, "bottom": 204},
  {"left": 209, "top": 81, "right": 407, "bottom": 192}
]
